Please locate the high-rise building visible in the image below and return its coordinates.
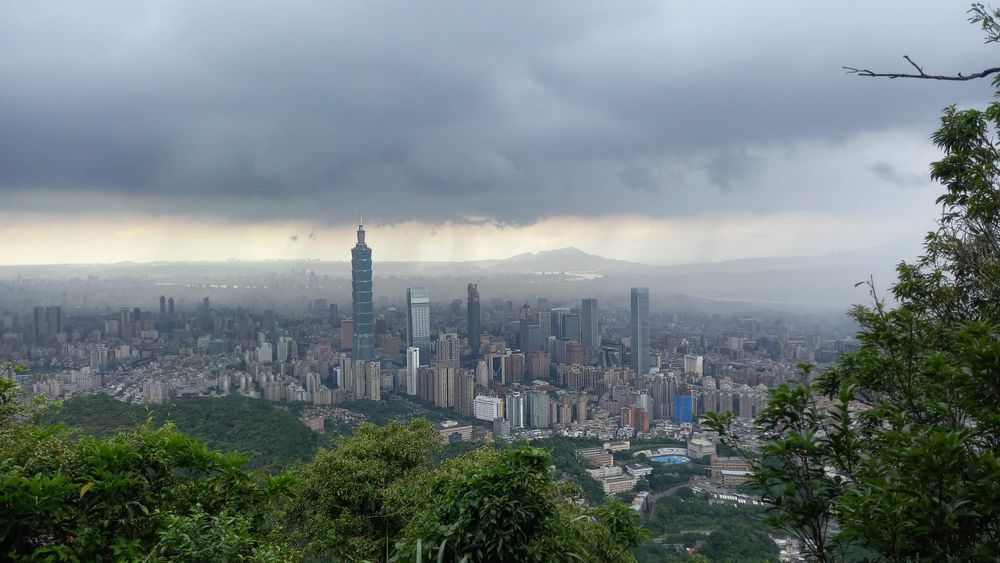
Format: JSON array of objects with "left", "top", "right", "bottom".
[
  {"left": 159, "top": 295, "right": 167, "bottom": 318},
  {"left": 406, "top": 346, "right": 420, "bottom": 395},
  {"left": 199, "top": 298, "right": 212, "bottom": 333},
  {"left": 630, "top": 287, "right": 650, "bottom": 376},
  {"left": 435, "top": 333, "right": 461, "bottom": 368},
  {"left": 329, "top": 303, "right": 339, "bottom": 325},
  {"left": 454, "top": 371, "right": 475, "bottom": 417},
  {"left": 406, "top": 287, "right": 431, "bottom": 363},
  {"left": 312, "top": 299, "right": 328, "bottom": 316},
  {"left": 505, "top": 392, "right": 525, "bottom": 429},
  {"left": 581, "top": 298, "right": 599, "bottom": 351},
  {"left": 167, "top": 297, "right": 175, "bottom": 319},
  {"left": 32, "top": 305, "right": 62, "bottom": 341},
  {"left": 434, "top": 366, "right": 455, "bottom": 408},
  {"left": 474, "top": 395, "right": 504, "bottom": 422},
  {"left": 365, "top": 362, "right": 381, "bottom": 401},
  {"left": 550, "top": 307, "right": 570, "bottom": 339},
  {"left": 46, "top": 306, "right": 62, "bottom": 336},
  {"left": 341, "top": 319, "right": 354, "bottom": 351},
  {"left": 528, "top": 391, "right": 551, "bottom": 428},
  {"left": 32, "top": 306, "right": 44, "bottom": 341},
  {"left": 562, "top": 313, "right": 582, "bottom": 343},
  {"left": 536, "top": 311, "right": 552, "bottom": 343},
  {"left": 120, "top": 307, "right": 132, "bottom": 340},
  {"left": 519, "top": 319, "right": 541, "bottom": 352},
  {"left": 351, "top": 219, "right": 375, "bottom": 361},
  {"left": 467, "top": 283, "right": 481, "bottom": 362},
  {"left": 684, "top": 354, "right": 704, "bottom": 376}
]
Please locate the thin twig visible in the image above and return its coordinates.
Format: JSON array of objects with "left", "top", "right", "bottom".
[{"left": 843, "top": 55, "right": 1000, "bottom": 81}]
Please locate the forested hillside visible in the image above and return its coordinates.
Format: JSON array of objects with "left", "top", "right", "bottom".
[{"left": 51, "top": 394, "right": 323, "bottom": 473}]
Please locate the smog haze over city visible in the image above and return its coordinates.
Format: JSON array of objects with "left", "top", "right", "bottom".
[{"left": 3, "top": 3, "right": 999, "bottom": 562}]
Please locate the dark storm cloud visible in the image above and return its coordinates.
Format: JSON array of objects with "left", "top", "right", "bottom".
[
  {"left": 706, "top": 149, "right": 767, "bottom": 192},
  {"left": 869, "top": 161, "right": 927, "bottom": 186},
  {"left": 618, "top": 164, "right": 662, "bottom": 193},
  {"left": 0, "top": 1, "right": 994, "bottom": 225}
]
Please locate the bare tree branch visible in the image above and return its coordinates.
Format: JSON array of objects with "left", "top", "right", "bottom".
[{"left": 844, "top": 55, "right": 1000, "bottom": 81}]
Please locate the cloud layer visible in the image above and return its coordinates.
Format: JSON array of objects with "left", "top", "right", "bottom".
[{"left": 0, "top": 2, "right": 995, "bottom": 264}]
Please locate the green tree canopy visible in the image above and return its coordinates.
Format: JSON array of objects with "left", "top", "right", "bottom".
[{"left": 704, "top": 8, "right": 1000, "bottom": 560}]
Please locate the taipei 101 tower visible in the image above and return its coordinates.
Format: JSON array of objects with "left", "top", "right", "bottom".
[{"left": 351, "top": 214, "right": 375, "bottom": 361}]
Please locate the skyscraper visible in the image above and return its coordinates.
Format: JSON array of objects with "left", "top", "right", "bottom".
[
  {"left": 562, "top": 313, "right": 582, "bottom": 343},
  {"left": 630, "top": 287, "right": 649, "bottom": 376},
  {"left": 581, "top": 298, "right": 599, "bottom": 351},
  {"left": 406, "top": 287, "right": 431, "bottom": 363},
  {"left": 159, "top": 295, "right": 166, "bottom": 318},
  {"left": 120, "top": 307, "right": 132, "bottom": 340},
  {"left": 406, "top": 346, "right": 420, "bottom": 395},
  {"left": 467, "top": 283, "right": 481, "bottom": 362},
  {"left": 435, "top": 333, "right": 461, "bottom": 368},
  {"left": 351, "top": 219, "right": 375, "bottom": 361}
]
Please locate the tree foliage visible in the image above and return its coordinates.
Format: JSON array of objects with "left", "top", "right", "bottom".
[
  {"left": 704, "top": 10, "right": 1000, "bottom": 559},
  {"left": 0, "top": 378, "right": 295, "bottom": 561},
  {"left": 3, "top": 379, "right": 646, "bottom": 562},
  {"left": 52, "top": 393, "right": 323, "bottom": 473}
]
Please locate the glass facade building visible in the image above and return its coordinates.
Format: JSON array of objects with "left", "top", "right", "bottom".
[
  {"left": 406, "top": 287, "right": 431, "bottom": 364},
  {"left": 630, "top": 287, "right": 649, "bottom": 376}
]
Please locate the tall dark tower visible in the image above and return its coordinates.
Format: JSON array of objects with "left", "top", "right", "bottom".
[
  {"left": 159, "top": 295, "right": 167, "bottom": 317},
  {"left": 351, "top": 217, "right": 375, "bottom": 361},
  {"left": 467, "top": 283, "right": 481, "bottom": 362}
]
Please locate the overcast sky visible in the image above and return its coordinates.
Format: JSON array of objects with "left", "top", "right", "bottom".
[{"left": 0, "top": 1, "right": 996, "bottom": 265}]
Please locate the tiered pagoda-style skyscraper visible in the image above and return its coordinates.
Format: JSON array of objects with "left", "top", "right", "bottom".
[{"left": 351, "top": 217, "right": 375, "bottom": 361}]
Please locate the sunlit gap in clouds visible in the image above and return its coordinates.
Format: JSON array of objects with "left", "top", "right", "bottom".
[{"left": 0, "top": 211, "right": 924, "bottom": 266}]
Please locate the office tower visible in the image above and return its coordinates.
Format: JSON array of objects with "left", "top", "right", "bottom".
[
  {"left": 329, "top": 303, "right": 339, "bottom": 325},
  {"left": 519, "top": 319, "right": 541, "bottom": 352},
  {"left": 32, "top": 305, "right": 61, "bottom": 341},
  {"left": 167, "top": 297, "right": 174, "bottom": 319},
  {"left": 536, "top": 297, "right": 549, "bottom": 312},
  {"left": 120, "top": 307, "right": 132, "bottom": 340},
  {"left": 159, "top": 296, "right": 166, "bottom": 318},
  {"left": 32, "top": 306, "right": 43, "bottom": 341},
  {"left": 277, "top": 336, "right": 294, "bottom": 362},
  {"left": 406, "top": 287, "right": 431, "bottom": 364},
  {"left": 311, "top": 299, "right": 327, "bottom": 316},
  {"left": 581, "top": 298, "right": 599, "bottom": 350},
  {"left": 340, "top": 319, "right": 354, "bottom": 351},
  {"left": 536, "top": 311, "right": 552, "bottom": 343},
  {"left": 630, "top": 287, "right": 650, "bottom": 376},
  {"left": 133, "top": 308, "right": 142, "bottom": 335},
  {"left": 449, "top": 299, "right": 462, "bottom": 319},
  {"left": 550, "top": 307, "right": 570, "bottom": 338},
  {"left": 562, "top": 313, "right": 582, "bottom": 343},
  {"left": 406, "top": 346, "right": 420, "bottom": 395},
  {"left": 351, "top": 219, "right": 375, "bottom": 361},
  {"left": 199, "top": 297, "right": 212, "bottom": 333},
  {"left": 49, "top": 306, "right": 62, "bottom": 335},
  {"left": 467, "top": 283, "right": 481, "bottom": 361},
  {"left": 436, "top": 333, "right": 461, "bottom": 368}
]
